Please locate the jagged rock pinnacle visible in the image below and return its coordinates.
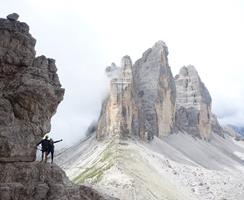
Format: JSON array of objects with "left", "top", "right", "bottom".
[
  {"left": 97, "top": 41, "right": 176, "bottom": 140},
  {"left": 175, "top": 65, "right": 212, "bottom": 139},
  {"left": 121, "top": 55, "right": 132, "bottom": 68}
]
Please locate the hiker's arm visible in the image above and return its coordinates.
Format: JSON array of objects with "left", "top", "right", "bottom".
[
  {"left": 54, "top": 139, "right": 63, "bottom": 143},
  {"left": 36, "top": 140, "right": 42, "bottom": 146}
]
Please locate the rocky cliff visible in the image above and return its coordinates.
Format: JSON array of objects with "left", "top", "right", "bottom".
[
  {"left": 96, "top": 41, "right": 176, "bottom": 140},
  {"left": 96, "top": 41, "right": 225, "bottom": 141},
  {"left": 0, "top": 14, "right": 64, "bottom": 162},
  {"left": 132, "top": 41, "right": 176, "bottom": 139},
  {"left": 97, "top": 56, "right": 136, "bottom": 140},
  {"left": 175, "top": 65, "right": 212, "bottom": 139},
  {"left": 0, "top": 14, "right": 115, "bottom": 200}
]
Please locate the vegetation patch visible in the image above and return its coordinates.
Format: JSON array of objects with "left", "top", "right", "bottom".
[{"left": 73, "top": 139, "right": 117, "bottom": 184}]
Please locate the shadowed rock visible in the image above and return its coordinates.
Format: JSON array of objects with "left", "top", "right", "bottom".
[
  {"left": 0, "top": 162, "right": 117, "bottom": 200},
  {"left": 133, "top": 41, "right": 176, "bottom": 139},
  {"left": 175, "top": 65, "right": 212, "bottom": 139},
  {"left": 7, "top": 13, "right": 19, "bottom": 21}
]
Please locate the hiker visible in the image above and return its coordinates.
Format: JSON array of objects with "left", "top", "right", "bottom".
[
  {"left": 36, "top": 135, "right": 50, "bottom": 163},
  {"left": 47, "top": 138, "right": 63, "bottom": 164}
]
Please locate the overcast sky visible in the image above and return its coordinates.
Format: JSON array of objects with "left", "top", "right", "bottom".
[{"left": 2, "top": 0, "right": 244, "bottom": 146}]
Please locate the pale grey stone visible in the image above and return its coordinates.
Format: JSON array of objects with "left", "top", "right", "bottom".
[
  {"left": 175, "top": 65, "right": 222, "bottom": 139},
  {"left": 132, "top": 41, "right": 176, "bottom": 139}
]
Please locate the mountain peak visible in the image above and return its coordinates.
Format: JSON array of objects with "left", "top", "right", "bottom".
[
  {"left": 175, "top": 65, "right": 213, "bottom": 139},
  {"left": 178, "top": 65, "right": 198, "bottom": 77},
  {"left": 97, "top": 41, "right": 175, "bottom": 140},
  {"left": 153, "top": 40, "right": 167, "bottom": 48},
  {"left": 121, "top": 55, "right": 132, "bottom": 67}
]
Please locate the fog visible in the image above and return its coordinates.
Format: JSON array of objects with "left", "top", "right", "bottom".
[{"left": 2, "top": 0, "right": 244, "bottom": 147}]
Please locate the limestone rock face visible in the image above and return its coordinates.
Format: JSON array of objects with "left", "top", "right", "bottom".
[
  {"left": 97, "top": 55, "right": 136, "bottom": 139},
  {"left": 132, "top": 41, "right": 176, "bottom": 139},
  {"left": 175, "top": 65, "right": 212, "bottom": 138},
  {"left": 97, "top": 41, "right": 176, "bottom": 140},
  {"left": 0, "top": 17, "right": 64, "bottom": 162}
]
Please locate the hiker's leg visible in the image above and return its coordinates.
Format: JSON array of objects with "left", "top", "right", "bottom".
[
  {"left": 51, "top": 150, "right": 54, "bottom": 163},
  {"left": 44, "top": 151, "right": 48, "bottom": 163},
  {"left": 41, "top": 151, "right": 44, "bottom": 161}
]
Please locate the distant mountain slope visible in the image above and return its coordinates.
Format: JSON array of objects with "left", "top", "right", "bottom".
[
  {"left": 55, "top": 41, "right": 244, "bottom": 200},
  {"left": 228, "top": 125, "right": 244, "bottom": 137},
  {"left": 56, "top": 133, "right": 244, "bottom": 200}
]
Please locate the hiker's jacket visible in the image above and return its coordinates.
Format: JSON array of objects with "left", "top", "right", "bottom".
[{"left": 37, "top": 139, "right": 50, "bottom": 151}]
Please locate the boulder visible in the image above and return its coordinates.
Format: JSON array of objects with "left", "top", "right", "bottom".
[{"left": 7, "top": 13, "right": 19, "bottom": 21}]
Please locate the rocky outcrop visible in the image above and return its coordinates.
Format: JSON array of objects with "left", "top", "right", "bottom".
[
  {"left": 0, "top": 14, "right": 115, "bottom": 200},
  {"left": 0, "top": 15, "right": 64, "bottom": 162},
  {"left": 132, "top": 41, "right": 176, "bottom": 139},
  {"left": 97, "top": 56, "right": 136, "bottom": 140},
  {"left": 96, "top": 42, "right": 226, "bottom": 141},
  {"left": 96, "top": 41, "right": 176, "bottom": 140},
  {"left": 6, "top": 13, "right": 19, "bottom": 21},
  {"left": 0, "top": 162, "right": 116, "bottom": 200},
  {"left": 175, "top": 65, "right": 212, "bottom": 139}
]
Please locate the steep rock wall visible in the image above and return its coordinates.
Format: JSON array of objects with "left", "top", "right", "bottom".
[
  {"left": 97, "top": 56, "right": 137, "bottom": 140},
  {"left": 175, "top": 65, "right": 212, "bottom": 139},
  {"left": 132, "top": 41, "right": 176, "bottom": 139},
  {"left": 0, "top": 16, "right": 64, "bottom": 162},
  {"left": 96, "top": 41, "right": 176, "bottom": 140}
]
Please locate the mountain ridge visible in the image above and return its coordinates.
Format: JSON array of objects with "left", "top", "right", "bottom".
[{"left": 57, "top": 41, "right": 244, "bottom": 200}]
